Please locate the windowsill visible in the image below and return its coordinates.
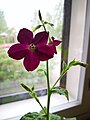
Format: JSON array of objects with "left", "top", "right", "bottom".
[{"left": 0, "top": 93, "right": 77, "bottom": 120}]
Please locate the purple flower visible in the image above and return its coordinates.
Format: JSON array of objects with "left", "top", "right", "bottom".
[
  {"left": 8, "top": 28, "right": 56, "bottom": 71},
  {"left": 48, "top": 37, "right": 62, "bottom": 54}
]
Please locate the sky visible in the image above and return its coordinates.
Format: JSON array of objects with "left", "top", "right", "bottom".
[{"left": 0, "top": 0, "right": 61, "bottom": 31}]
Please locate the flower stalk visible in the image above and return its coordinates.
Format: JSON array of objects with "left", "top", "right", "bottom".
[
  {"left": 46, "top": 61, "right": 51, "bottom": 120},
  {"left": 39, "top": 11, "right": 51, "bottom": 119},
  {"left": 39, "top": 11, "right": 53, "bottom": 119}
]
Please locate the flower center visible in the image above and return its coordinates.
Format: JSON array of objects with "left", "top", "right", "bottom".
[{"left": 29, "top": 43, "right": 36, "bottom": 51}]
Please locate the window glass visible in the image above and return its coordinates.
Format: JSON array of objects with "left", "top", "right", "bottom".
[{"left": 0, "top": 0, "right": 64, "bottom": 100}]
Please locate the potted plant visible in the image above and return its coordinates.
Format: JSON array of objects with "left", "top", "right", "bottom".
[{"left": 7, "top": 10, "right": 87, "bottom": 120}]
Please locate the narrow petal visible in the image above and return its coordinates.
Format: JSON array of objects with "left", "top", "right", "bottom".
[
  {"left": 48, "top": 40, "right": 61, "bottom": 54},
  {"left": 23, "top": 52, "right": 40, "bottom": 71},
  {"left": 51, "top": 37, "right": 62, "bottom": 46},
  {"left": 36, "top": 51, "right": 53, "bottom": 61},
  {"left": 37, "top": 45, "right": 55, "bottom": 55},
  {"left": 33, "top": 31, "right": 49, "bottom": 46},
  {"left": 53, "top": 40, "right": 61, "bottom": 46},
  {"left": 8, "top": 44, "right": 29, "bottom": 60},
  {"left": 17, "top": 28, "right": 33, "bottom": 44}
]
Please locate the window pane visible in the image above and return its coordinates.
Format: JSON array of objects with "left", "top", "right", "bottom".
[{"left": 0, "top": 0, "right": 64, "bottom": 101}]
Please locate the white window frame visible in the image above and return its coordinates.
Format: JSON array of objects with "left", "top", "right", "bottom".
[{"left": 0, "top": 0, "right": 90, "bottom": 119}]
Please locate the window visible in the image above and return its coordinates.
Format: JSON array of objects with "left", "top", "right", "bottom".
[
  {"left": 0, "top": 0, "right": 89, "bottom": 119},
  {"left": 0, "top": 0, "right": 64, "bottom": 104},
  {"left": 54, "top": 0, "right": 89, "bottom": 115}
]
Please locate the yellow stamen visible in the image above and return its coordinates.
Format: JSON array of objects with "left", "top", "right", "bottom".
[{"left": 29, "top": 43, "right": 36, "bottom": 51}]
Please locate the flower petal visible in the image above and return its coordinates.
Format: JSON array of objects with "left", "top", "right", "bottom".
[
  {"left": 23, "top": 51, "right": 40, "bottom": 71},
  {"left": 53, "top": 40, "right": 61, "bottom": 46},
  {"left": 48, "top": 44, "right": 57, "bottom": 54},
  {"left": 33, "top": 31, "right": 49, "bottom": 46},
  {"left": 36, "top": 51, "right": 53, "bottom": 61},
  {"left": 17, "top": 28, "right": 33, "bottom": 44},
  {"left": 51, "top": 37, "right": 62, "bottom": 46},
  {"left": 8, "top": 44, "right": 29, "bottom": 60},
  {"left": 37, "top": 45, "right": 55, "bottom": 55}
]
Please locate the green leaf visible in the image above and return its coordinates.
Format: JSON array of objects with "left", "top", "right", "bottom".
[
  {"left": 20, "top": 112, "right": 46, "bottom": 120},
  {"left": 68, "top": 59, "right": 76, "bottom": 67},
  {"left": 43, "top": 21, "right": 54, "bottom": 27},
  {"left": 51, "top": 87, "right": 69, "bottom": 100},
  {"left": 69, "top": 59, "right": 88, "bottom": 68},
  {"left": 20, "top": 112, "right": 76, "bottom": 120},
  {"left": 37, "top": 69, "right": 47, "bottom": 77},
  {"left": 21, "top": 83, "right": 37, "bottom": 98},
  {"left": 38, "top": 10, "right": 42, "bottom": 21},
  {"left": 50, "top": 113, "right": 61, "bottom": 120},
  {"left": 72, "top": 61, "right": 88, "bottom": 67},
  {"left": 20, "top": 112, "right": 61, "bottom": 120},
  {"left": 37, "top": 69, "right": 44, "bottom": 72},
  {"left": 32, "top": 25, "right": 42, "bottom": 32},
  {"left": 21, "top": 83, "right": 32, "bottom": 92}
]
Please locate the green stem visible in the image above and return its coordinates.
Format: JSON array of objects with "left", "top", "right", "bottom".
[
  {"left": 40, "top": 18, "right": 50, "bottom": 120},
  {"left": 51, "top": 67, "right": 69, "bottom": 89},
  {"left": 46, "top": 60, "right": 51, "bottom": 120},
  {"left": 41, "top": 20, "right": 46, "bottom": 31},
  {"left": 35, "top": 96, "right": 46, "bottom": 114},
  {"left": 21, "top": 83, "right": 46, "bottom": 114}
]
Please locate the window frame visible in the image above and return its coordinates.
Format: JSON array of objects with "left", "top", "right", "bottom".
[{"left": 60, "top": 0, "right": 72, "bottom": 88}]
